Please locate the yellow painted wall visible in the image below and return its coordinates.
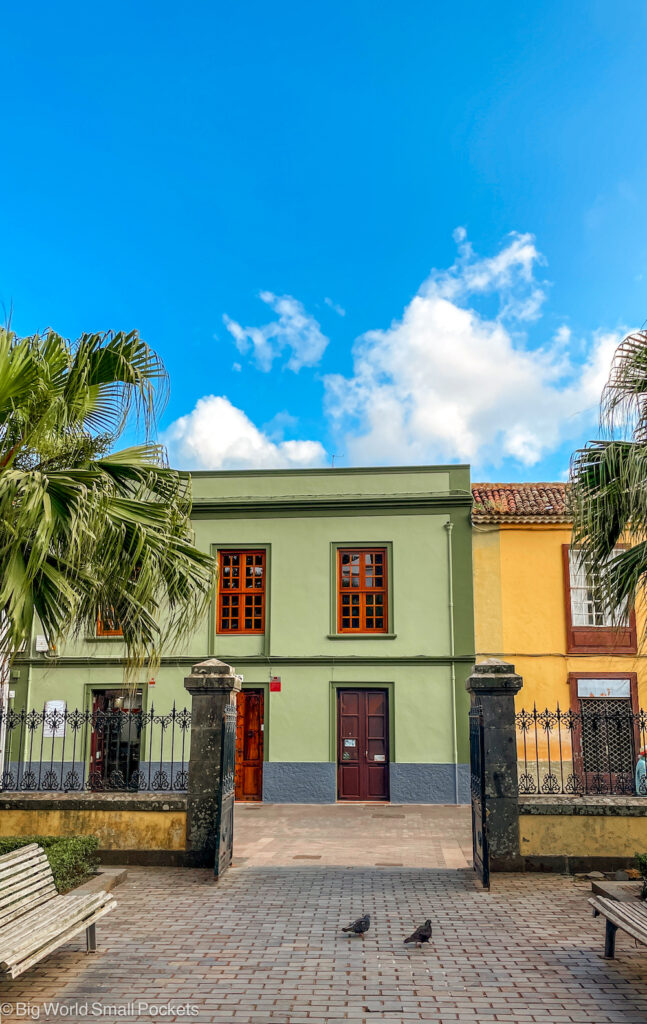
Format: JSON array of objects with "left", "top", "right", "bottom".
[
  {"left": 520, "top": 813, "right": 647, "bottom": 857},
  {"left": 473, "top": 522, "right": 647, "bottom": 709},
  {"left": 0, "top": 808, "right": 187, "bottom": 851}
]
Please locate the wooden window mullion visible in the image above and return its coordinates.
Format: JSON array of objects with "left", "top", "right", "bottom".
[
  {"left": 337, "top": 547, "right": 387, "bottom": 634},
  {"left": 217, "top": 549, "right": 265, "bottom": 635}
]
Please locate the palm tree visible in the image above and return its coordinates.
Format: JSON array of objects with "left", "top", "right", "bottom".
[
  {"left": 0, "top": 326, "right": 217, "bottom": 668},
  {"left": 570, "top": 329, "right": 647, "bottom": 625}
]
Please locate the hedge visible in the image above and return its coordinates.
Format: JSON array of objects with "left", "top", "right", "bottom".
[{"left": 0, "top": 835, "right": 99, "bottom": 893}]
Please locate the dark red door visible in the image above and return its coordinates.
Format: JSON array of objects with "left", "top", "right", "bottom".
[
  {"left": 235, "top": 690, "right": 264, "bottom": 801},
  {"left": 337, "top": 689, "right": 389, "bottom": 800}
]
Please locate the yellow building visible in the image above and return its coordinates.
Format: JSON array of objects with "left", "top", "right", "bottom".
[{"left": 472, "top": 483, "right": 647, "bottom": 793}]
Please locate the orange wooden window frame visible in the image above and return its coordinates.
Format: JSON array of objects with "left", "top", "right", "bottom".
[
  {"left": 337, "top": 547, "right": 388, "bottom": 634},
  {"left": 96, "top": 609, "right": 123, "bottom": 637},
  {"left": 217, "top": 549, "right": 266, "bottom": 635}
]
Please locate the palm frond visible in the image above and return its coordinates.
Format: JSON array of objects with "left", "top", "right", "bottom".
[
  {"left": 0, "top": 328, "right": 216, "bottom": 675},
  {"left": 570, "top": 328, "right": 647, "bottom": 635}
]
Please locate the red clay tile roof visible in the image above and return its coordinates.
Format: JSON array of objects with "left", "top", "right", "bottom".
[{"left": 471, "top": 482, "right": 569, "bottom": 523}]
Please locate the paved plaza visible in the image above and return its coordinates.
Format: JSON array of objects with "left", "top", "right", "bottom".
[
  {"left": 233, "top": 803, "right": 473, "bottom": 869},
  {"left": 2, "top": 806, "right": 647, "bottom": 1023}
]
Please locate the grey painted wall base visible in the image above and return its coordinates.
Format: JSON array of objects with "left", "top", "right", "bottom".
[
  {"left": 261, "top": 761, "right": 470, "bottom": 804},
  {"left": 262, "top": 762, "right": 337, "bottom": 803},
  {"left": 389, "top": 763, "right": 470, "bottom": 804},
  {"left": 1, "top": 760, "right": 188, "bottom": 793}
]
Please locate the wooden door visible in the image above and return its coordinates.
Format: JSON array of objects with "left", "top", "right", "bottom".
[
  {"left": 235, "top": 690, "right": 264, "bottom": 801},
  {"left": 337, "top": 689, "right": 389, "bottom": 800}
]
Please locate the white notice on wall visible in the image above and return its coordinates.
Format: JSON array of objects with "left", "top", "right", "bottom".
[{"left": 43, "top": 700, "right": 66, "bottom": 738}]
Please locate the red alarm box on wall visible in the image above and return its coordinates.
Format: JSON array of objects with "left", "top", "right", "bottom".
[{"left": 270, "top": 676, "right": 281, "bottom": 692}]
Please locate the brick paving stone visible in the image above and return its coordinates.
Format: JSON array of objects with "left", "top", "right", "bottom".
[{"left": 1, "top": 811, "right": 647, "bottom": 1023}]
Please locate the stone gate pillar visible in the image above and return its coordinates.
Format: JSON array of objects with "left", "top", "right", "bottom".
[
  {"left": 184, "top": 658, "right": 241, "bottom": 868},
  {"left": 466, "top": 659, "right": 523, "bottom": 872}
]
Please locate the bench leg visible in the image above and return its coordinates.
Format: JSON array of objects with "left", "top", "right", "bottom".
[
  {"left": 86, "top": 923, "right": 97, "bottom": 954},
  {"left": 604, "top": 920, "right": 617, "bottom": 959}
]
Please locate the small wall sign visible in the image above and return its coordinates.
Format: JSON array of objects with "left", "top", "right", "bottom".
[
  {"left": 43, "top": 700, "right": 66, "bottom": 738},
  {"left": 270, "top": 676, "right": 281, "bottom": 692}
]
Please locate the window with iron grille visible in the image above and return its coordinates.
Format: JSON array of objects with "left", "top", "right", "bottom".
[
  {"left": 337, "top": 548, "right": 387, "bottom": 633},
  {"left": 217, "top": 550, "right": 266, "bottom": 634},
  {"left": 580, "top": 697, "right": 635, "bottom": 775}
]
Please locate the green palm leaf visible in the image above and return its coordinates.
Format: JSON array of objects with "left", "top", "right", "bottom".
[
  {"left": 0, "top": 326, "right": 217, "bottom": 674},
  {"left": 570, "top": 328, "right": 647, "bottom": 628}
]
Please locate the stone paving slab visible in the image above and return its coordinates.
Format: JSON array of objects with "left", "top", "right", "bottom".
[
  {"left": 233, "top": 803, "right": 473, "bottom": 869},
  {"left": 3, "top": 864, "right": 647, "bottom": 1023}
]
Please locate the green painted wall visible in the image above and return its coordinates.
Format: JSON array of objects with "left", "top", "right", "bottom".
[{"left": 16, "top": 465, "right": 475, "bottom": 770}]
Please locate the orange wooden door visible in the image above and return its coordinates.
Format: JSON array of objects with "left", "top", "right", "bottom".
[{"left": 235, "top": 690, "right": 264, "bottom": 801}]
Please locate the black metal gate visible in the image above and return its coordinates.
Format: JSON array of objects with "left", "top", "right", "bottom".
[
  {"left": 469, "top": 702, "right": 489, "bottom": 889},
  {"left": 214, "top": 703, "right": 237, "bottom": 879}
]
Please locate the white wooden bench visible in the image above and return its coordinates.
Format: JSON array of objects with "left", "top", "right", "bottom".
[
  {"left": 0, "top": 843, "right": 116, "bottom": 978},
  {"left": 589, "top": 895, "right": 647, "bottom": 959}
]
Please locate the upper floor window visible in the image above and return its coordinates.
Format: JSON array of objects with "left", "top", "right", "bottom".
[
  {"left": 96, "top": 608, "right": 123, "bottom": 637},
  {"left": 217, "top": 550, "right": 266, "bottom": 634},
  {"left": 563, "top": 546, "right": 636, "bottom": 654},
  {"left": 568, "top": 549, "right": 628, "bottom": 628},
  {"left": 337, "top": 548, "right": 387, "bottom": 633}
]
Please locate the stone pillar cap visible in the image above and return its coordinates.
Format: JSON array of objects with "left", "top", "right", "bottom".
[
  {"left": 184, "top": 657, "right": 242, "bottom": 694},
  {"left": 190, "top": 657, "right": 236, "bottom": 676},
  {"left": 466, "top": 659, "right": 523, "bottom": 694}
]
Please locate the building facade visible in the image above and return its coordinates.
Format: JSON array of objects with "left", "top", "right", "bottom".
[
  {"left": 472, "top": 482, "right": 647, "bottom": 791},
  {"left": 8, "top": 466, "right": 474, "bottom": 804}
]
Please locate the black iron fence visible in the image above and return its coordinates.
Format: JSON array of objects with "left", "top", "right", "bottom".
[
  {"left": 0, "top": 704, "right": 192, "bottom": 792},
  {"left": 516, "top": 703, "right": 647, "bottom": 797}
]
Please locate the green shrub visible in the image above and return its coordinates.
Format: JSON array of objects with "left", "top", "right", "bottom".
[
  {"left": 0, "top": 835, "right": 99, "bottom": 893},
  {"left": 635, "top": 853, "right": 647, "bottom": 900}
]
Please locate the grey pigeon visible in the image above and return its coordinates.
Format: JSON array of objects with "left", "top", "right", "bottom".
[
  {"left": 342, "top": 913, "right": 371, "bottom": 937},
  {"left": 404, "top": 919, "right": 432, "bottom": 947}
]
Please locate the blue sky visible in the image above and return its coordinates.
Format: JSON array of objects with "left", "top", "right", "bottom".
[{"left": 3, "top": 0, "right": 647, "bottom": 480}]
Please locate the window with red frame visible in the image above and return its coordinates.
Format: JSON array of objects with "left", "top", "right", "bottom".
[
  {"left": 217, "top": 550, "right": 266, "bottom": 634},
  {"left": 96, "top": 608, "right": 123, "bottom": 637},
  {"left": 562, "top": 545, "right": 637, "bottom": 654},
  {"left": 337, "top": 548, "right": 387, "bottom": 633}
]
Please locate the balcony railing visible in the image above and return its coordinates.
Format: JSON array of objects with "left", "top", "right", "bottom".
[{"left": 0, "top": 704, "right": 192, "bottom": 792}]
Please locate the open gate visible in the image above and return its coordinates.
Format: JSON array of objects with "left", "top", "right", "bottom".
[
  {"left": 214, "top": 703, "right": 237, "bottom": 879},
  {"left": 469, "top": 702, "right": 490, "bottom": 889}
]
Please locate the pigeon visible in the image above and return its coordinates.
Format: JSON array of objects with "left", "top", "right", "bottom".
[
  {"left": 342, "top": 913, "right": 371, "bottom": 937},
  {"left": 403, "top": 919, "right": 432, "bottom": 948}
]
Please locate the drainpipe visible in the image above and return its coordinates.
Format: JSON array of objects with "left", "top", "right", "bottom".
[{"left": 444, "top": 520, "right": 459, "bottom": 805}]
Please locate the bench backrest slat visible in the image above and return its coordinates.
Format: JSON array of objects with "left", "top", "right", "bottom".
[{"left": 0, "top": 845, "right": 56, "bottom": 926}]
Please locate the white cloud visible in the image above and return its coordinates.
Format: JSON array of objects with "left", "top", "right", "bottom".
[
  {"left": 324, "top": 297, "right": 346, "bottom": 317},
  {"left": 223, "top": 292, "right": 329, "bottom": 372},
  {"left": 163, "top": 395, "right": 327, "bottom": 470},
  {"left": 324, "top": 230, "right": 619, "bottom": 470}
]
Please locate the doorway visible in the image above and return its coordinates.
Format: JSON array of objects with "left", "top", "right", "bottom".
[
  {"left": 337, "top": 688, "right": 389, "bottom": 800},
  {"left": 89, "top": 689, "right": 142, "bottom": 790},
  {"left": 235, "top": 689, "right": 264, "bottom": 801}
]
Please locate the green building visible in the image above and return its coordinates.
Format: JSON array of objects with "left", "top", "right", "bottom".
[{"left": 9, "top": 465, "right": 475, "bottom": 803}]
